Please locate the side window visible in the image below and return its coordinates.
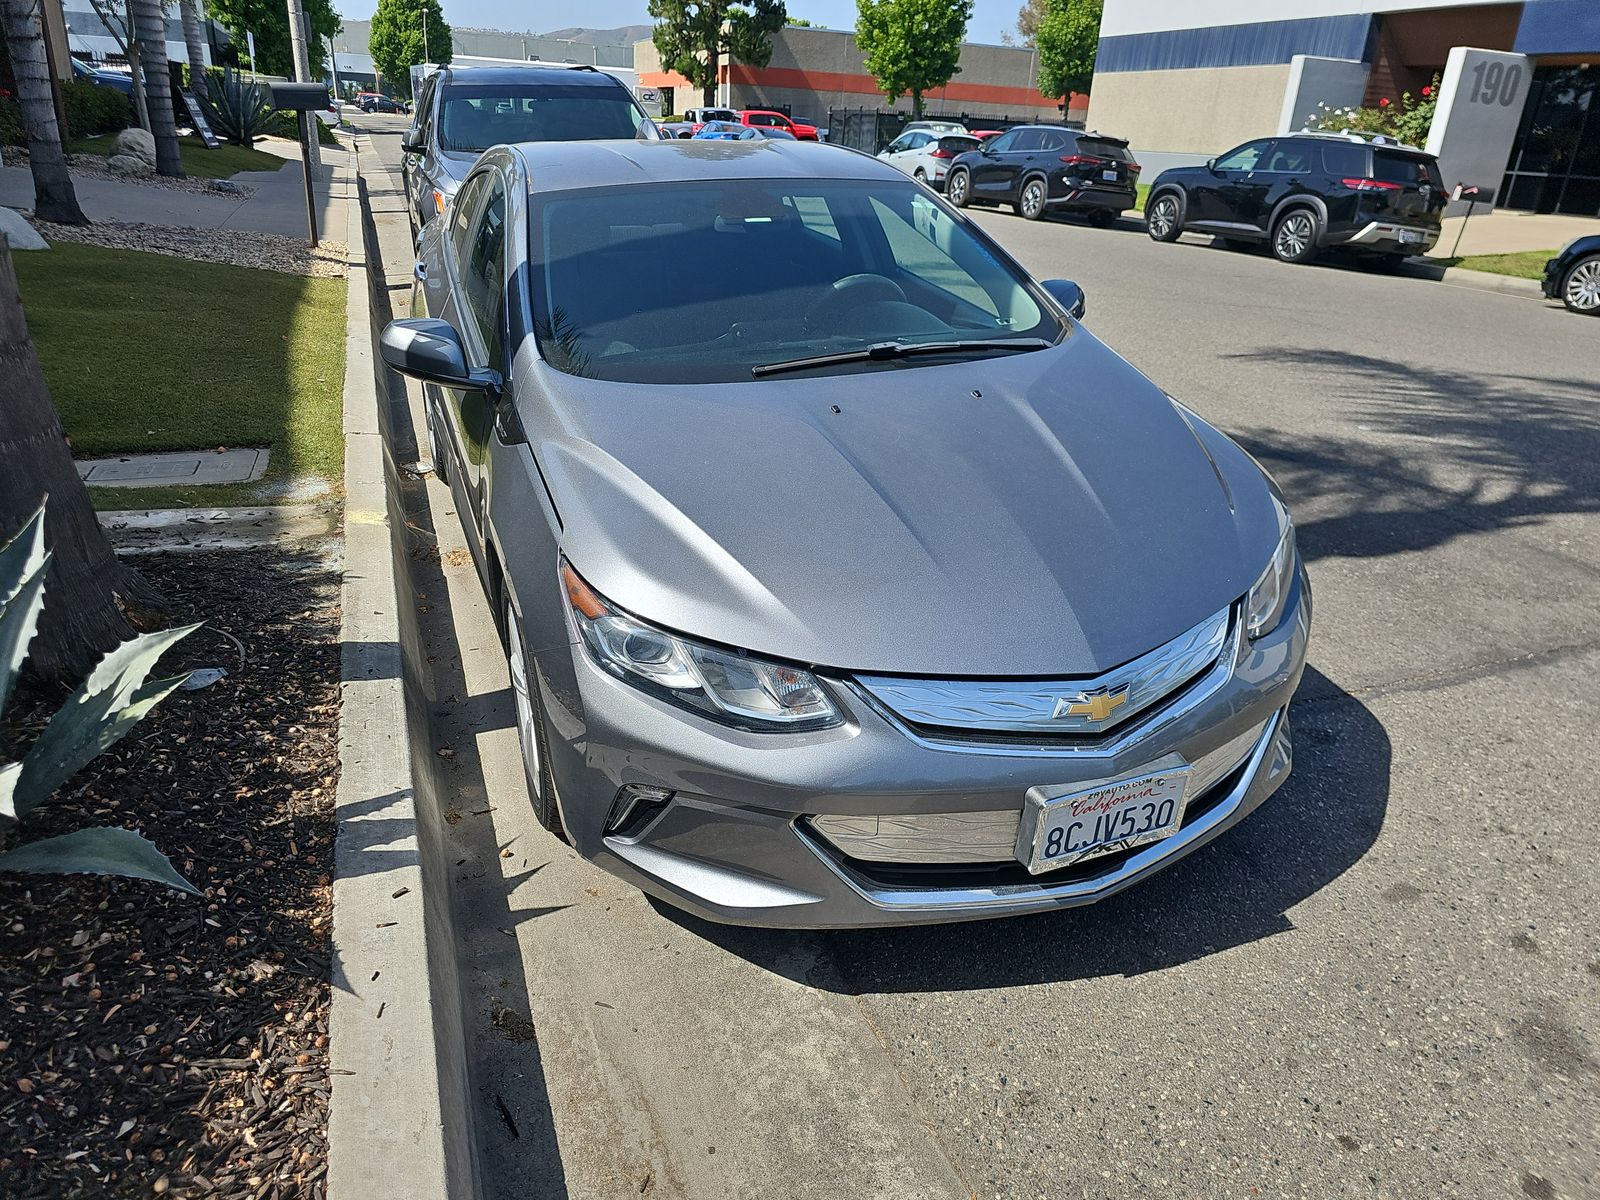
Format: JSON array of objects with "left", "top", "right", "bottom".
[
  {"left": 1012, "top": 129, "right": 1047, "bottom": 152},
  {"left": 1039, "top": 130, "right": 1069, "bottom": 152},
  {"left": 983, "top": 130, "right": 1019, "bottom": 153},
  {"left": 885, "top": 135, "right": 910, "bottom": 153},
  {"left": 449, "top": 172, "right": 489, "bottom": 263},
  {"left": 1262, "top": 142, "right": 1312, "bottom": 172},
  {"left": 1320, "top": 142, "right": 1366, "bottom": 177},
  {"left": 1214, "top": 140, "right": 1273, "bottom": 171},
  {"left": 463, "top": 176, "right": 508, "bottom": 365}
]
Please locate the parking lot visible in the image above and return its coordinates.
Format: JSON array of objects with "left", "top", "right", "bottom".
[{"left": 358, "top": 119, "right": 1600, "bottom": 1200}]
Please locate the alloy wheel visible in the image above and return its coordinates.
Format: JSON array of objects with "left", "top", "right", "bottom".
[
  {"left": 1149, "top": 196, "right": 1178, "bottom": 239},
  {"left": 1564, "top": 257, "right": 1600, "bottom": 313},
  {"left": 1275, "top": 212, "right": 1314, "bottom": 260},
  {"left": 948, "top": 172, "right": 968, "bottom": 205},
  {"left": 505, "top": 601, "right": 542, "bottom": 797},
  {"left": 913, "top": 168, "right": 927, "bottom": 183},
  {"left": 1021, "top": 181, "right": 1045, "bottom": 218}
]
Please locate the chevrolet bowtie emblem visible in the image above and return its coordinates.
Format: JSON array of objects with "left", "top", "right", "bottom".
[{"left": 1054, "top": 688, "right": 1129, "bottom": 722}]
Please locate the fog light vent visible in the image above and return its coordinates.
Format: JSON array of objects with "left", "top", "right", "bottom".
[{"left": 605, "top": 785, "right": 674, "bottom": 839}]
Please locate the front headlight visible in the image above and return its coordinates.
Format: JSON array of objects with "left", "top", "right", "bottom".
[
  {"left": 1245, "top": 503, "right": 1297, "bottom": 640},
  {"left": 560, "top": 561, "right": 843, "bottom": 732}
]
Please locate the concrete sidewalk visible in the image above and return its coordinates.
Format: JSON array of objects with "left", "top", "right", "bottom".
[
  {"left": 1428, "top": 208, "right": 1599, "bottom": 258},
  {"left": 0, "top": 140, "right": 354, "bottom": 238}
]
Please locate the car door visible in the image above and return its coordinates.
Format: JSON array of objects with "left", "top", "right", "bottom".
[
  {"left": 1242, "top": 140, "right": 1312, "bottom": 233},
  {"left": 455, "top": 169, "right": 510, "bottom": 506},
  {"left": 433, "top": 170, "right": 497, "bottom": 509},
  {"left": 988, "top": 127, "right": 1043, "bottom": 200},
  {"left": 1189, "top": 139, "right": 1272, "bottom": 225},
  {"left": 403, "top": 74, "right": 439, "bottom": 229},
  {"left": 879, "top": 132, "right": 913, "bottom": 170},
  {"left": 969, "top": 129, "right": 1022, "bottom": 196}
]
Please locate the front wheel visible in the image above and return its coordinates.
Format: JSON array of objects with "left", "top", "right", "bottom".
[
  {"left": 1017, "top": 178, "right": 1047, "bottom": 220},
  {"left": 1271, "top": 209, "right": 1321, "bottom": 264},
  {"left": 505, "top": 596, "right": 565, "bottom": 839},
  {"left": 1146, "top": 192, "right": 1182, "bottom": 242},
  {"left": 947, "top": 169, "right": 971, "bottom": 208},
  {"left": 1561, "top": 254, "right": 1600, "bottom": 315}
]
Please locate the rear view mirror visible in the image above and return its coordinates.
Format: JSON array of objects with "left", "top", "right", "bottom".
[
  {"left": 1205, "top": 158, "right": 1216, "bottom": 171},
  {"left": 380, "top": 318, "right": 501, "bottom": 391},
  {"left": 1041, "top": 279, "right": 1087, "bottom": 321}
]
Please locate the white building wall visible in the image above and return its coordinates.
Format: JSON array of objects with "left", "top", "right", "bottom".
[{"left": 1102, "top": 0, "right": 1522, "bottom": 39}]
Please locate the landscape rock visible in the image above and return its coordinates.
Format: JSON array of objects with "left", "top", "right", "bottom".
[
  {"left": 0, "top": 207, "right": 49, "bottom": 251},
  {"left": 112, "top": 126, "right": 157, "bottom": 167},
  {"left": 107, "top": 153, "right": 155, "bottom": 177}
]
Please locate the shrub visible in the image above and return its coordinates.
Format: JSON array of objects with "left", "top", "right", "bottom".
[
  {"left": 1307, "top": 76, "right": 1441, "bottom": 149},
  {"left": 198, "top": 67, "right": 276, "bottom": 146},
  {"left": 267, "top": 109, "right": 340, "bottom": 145},
  {"left": 0, "top": 506, "right": 198, "bottom": 893},
  {"left": 63, "top": 78, "right": 132, "bottom": 138}
]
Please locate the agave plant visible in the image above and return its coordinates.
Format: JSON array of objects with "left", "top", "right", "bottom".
[
  {"left": 0, "top": 506, "right": 198, "bottom": 893},
  {"left": 197, "top": 67, "right": 277, "bottom": 147}
]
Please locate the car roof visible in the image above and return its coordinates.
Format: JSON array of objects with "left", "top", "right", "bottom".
[
  {"left": 509, "top": 139, "right": 894, "bottom": 193},
  {"left": 435, "top": 65, "right": 627, "bottom": 88}
]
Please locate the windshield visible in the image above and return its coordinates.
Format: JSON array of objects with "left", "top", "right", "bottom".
[
  {"left": 531, "top": 178, "right": 1060, "bottom": 383},
  {"left": 438, "top": 82, "right": 646, "bottom": 152}
]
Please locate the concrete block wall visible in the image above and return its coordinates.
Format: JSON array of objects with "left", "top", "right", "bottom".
[{"left": 1087, "top": 63, "right": 1294, "bottom": 163}]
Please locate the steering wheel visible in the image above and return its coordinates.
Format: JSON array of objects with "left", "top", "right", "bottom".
[{"left": 805, "top": 273, "right": 907, "bottom": 335}]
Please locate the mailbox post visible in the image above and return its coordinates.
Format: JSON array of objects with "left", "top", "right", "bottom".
[{"left": 269, "top": 82, "right": 331, "bottom": 247}]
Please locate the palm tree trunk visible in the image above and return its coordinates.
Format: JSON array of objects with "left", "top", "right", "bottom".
[
  {"left": 128, "top": 0, "right": 183, "bottom": 177},
  {"left": 0, "top": 0, "right": 87, "bottom": 225},
  {"left": 126, "top": 37, "right": 151, "bottom": 131},
  {"left": 178, "top": 0, "right": 207, "bottom": 98},
  {"left": 0, "top": 241, "right": 165, "bottom": 682}
]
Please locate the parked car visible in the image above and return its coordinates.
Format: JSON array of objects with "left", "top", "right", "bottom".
[
  {"left": 379, "top": 138, "right": 1309, "bottom": 928},
  {"left": 878, "top": 130, "right": 981, "bottom": 190},
  {"left": 658, "top": 121, "right": 696, "bottom": 139},
  {"left": 739, "top": 110, "right": 819, "bottom": 140},
  {"left": 946, "top": 126, "right": 1140, "bottom": 224},
  {"left": 365, "top": 95, "right": 408, "bottom": 115},
  {"left": 69, "top": 56, "right": 133, "bottom": 95},
  {"left": 750, "top": 126, "right": 798, "bottom": 140},
  {"left": 682, "top": 106, "right": 739, "bottom": 132},
  {"left": 903, "top": 119, "right": 967, "bottom": 136},
  {"left": 1542, "top": 235, "right": 1600, "bottom": 315},
  {"left": 971, "top": 129, "right": 1004, "bottom": 141},
  {"left": 693, "top": 120, "right": 758, "bottom": 140},
  {"left": 1145, "top": 131, "right": 1447, "bottom": 266},
  {"left": 401, "top": 64, "right": 658, "bottom": 236}
]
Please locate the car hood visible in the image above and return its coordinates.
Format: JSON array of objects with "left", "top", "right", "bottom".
[
  {"left": 433, "top": 150, "right": 478, "bottom": 192},
  {"left": 526, "top": 329, "right": 1282, "bottom": 677}
]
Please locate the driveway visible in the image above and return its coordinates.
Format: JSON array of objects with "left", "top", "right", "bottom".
[{"left": 364, "top": 122, "right": 1600, "bottom": 1200}]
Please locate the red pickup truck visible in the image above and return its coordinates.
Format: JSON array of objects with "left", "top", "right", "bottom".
[{"left": 739, "top": 110, "right": 819, "bottom": 140}]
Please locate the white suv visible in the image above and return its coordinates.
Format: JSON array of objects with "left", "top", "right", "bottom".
[{"left": 878, "top": 130, "right": 981, "bottom": 191}]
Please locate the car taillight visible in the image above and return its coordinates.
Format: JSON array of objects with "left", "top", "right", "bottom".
[
  {"left": 1342, "top": 177, "right": 1404, "bottom": 193},
  {"left": 1060, "top": 154, "right": 1100, "bottom": 166},
  {"left": 1128, "top": 161, "right": 1141, "bottom": 173},
  {"left": 929, "top": 148, "right": 953, "bottom": 159}
]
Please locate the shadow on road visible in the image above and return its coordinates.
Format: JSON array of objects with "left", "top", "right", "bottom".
[
  {"left": 1229, "top": 349, "right": 1600, "bottom": 563},
  {"left": 671, "top": 665, "right": 1388, "bottom": 993}
]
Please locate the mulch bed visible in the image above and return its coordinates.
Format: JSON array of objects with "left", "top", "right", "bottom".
[{"left": 0, "top": 548, "right": 341, "bottom": 1198}]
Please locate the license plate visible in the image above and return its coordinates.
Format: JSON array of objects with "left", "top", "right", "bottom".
[
  {"left": 1102, "top": 169, "right": 1119, "bottom": 182},
  {"left": 1018, "top": 767, "right": 1191, "bottom": 874},
  {"left": 1399, "top": 230, "right": 1424, "bottom": 245}
]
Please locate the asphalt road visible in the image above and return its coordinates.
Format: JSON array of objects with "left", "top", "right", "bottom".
[{"left": 358, "top": 120, "right": 1599, "bottom": 1200}]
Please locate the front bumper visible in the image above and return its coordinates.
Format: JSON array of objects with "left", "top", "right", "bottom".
[
  {"left": 1334, "top": 220, "right": 1441, "bottom": 253},
  {"left": 532, "top": 574, "right": 1310, "bottom": 928},
  {"left": 1542, "top": 258, "right": 1563, "bottom": 299}
]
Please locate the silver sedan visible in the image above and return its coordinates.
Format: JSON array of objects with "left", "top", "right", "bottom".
[{"left": 379, "top": 138, "right": 1310, "bottom": 927}]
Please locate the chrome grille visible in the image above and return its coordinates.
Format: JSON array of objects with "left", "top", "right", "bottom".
[
  {"left": 809, "top": 718, "right": 1269, "bottom": 865},
  {"left": 855, "top": 606, "right": 1232, "bottom": 738}
]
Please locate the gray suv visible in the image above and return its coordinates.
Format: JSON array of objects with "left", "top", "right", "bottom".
[{"left": 402, "top": 64, "right": 657, "bottom": 236}]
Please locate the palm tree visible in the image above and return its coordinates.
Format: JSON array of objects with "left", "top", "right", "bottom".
[
  {"left": 178, "top": 0, "right": 207, "bottom": 98},
  {"left": 128, "top": 0, "right": 183, "bottom": 176},
  {"left": 0, "top": 0, "right": 87, "bottom": 224},
  {"left": 0, "top": 240, "right": 165, "bottom": 680}
]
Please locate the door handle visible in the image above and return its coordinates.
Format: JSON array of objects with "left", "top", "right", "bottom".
[{"left": 414, "top": 260, "right": 427, "bottom": 281}]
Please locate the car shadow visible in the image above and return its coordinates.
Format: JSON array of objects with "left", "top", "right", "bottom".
[{"left": 664, "top": 664, "right": 1388, "bottom": 993}]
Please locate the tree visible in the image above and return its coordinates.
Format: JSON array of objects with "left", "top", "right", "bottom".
[
  {"left": 855, "top": 0, "right": 972, "bottom": 119},
  {"left": 0, "top": 241, "right": 165, "bottom": 681},
  {"left": 0, "top": 0, "right": 87, "bottom": 224},
  {"left": 86, "top": 0, "right": 149, "bottom": 130},
  {"left": 1014, "top": 0, "right": 1047, "bottom": 44},
  {"left": 129, "top": 0, "right": 183, "bottom": 176},
  {"left": 648, "top": 0, "right": 787, "bottom": 107},
  {"left": 178, "top": 0, "right": 208, "bottom": 97},
  {"left": 209, "top": 0, "right": 341, "bottom": 79},
  {"left": 368, "top": 0, "right": 450, "bottom": 98},
  {"left": 1035, "top": 0, "right": 1101, "bottom": 103}
]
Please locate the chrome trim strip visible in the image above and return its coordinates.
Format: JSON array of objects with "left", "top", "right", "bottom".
[
  {"left": 856, "top": 606, "right": 1231, "bottom": 737},
  {"left": 808, "top": 717, "right": 1268, "bottom": 865},
  {"left": 847, "top": 609, "right": 1243, "bottom": 759},
  {"left": 802, "top": 711, "right": 1288, "bottom": 912},
  {"left": 1343, "top": 220, "right": 1439, "bottom": 247}
]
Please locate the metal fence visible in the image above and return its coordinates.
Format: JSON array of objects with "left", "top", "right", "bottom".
[{"left": 823, "top": 107, "right": 1078, "bottom": 154}]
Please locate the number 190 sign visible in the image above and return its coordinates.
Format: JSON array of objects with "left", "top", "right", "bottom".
[{"left": 1470, "top": 60, "right": 1523, "bottom": 107}]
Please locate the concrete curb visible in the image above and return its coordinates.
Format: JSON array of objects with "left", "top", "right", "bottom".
[
  {"left": 1408, "top": 262, "right": 1549, "bottom": 300},
  {"left": 327, "top": 141, "right": 475, "bottom": 1200}
]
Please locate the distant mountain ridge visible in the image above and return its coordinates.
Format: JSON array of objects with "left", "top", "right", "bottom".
[{"left": 540, "top": 25, "right": 653, "bottom": 45}]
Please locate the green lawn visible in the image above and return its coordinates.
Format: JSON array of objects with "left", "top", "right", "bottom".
[
  {"left": 13, "top": 242, "right": 344, "bottom": 509},
  {"left": 1434, "top": 249, "right": 1555, "bottom": 280},
  {"left": 1134, "top": 182, "right": 1151, "bottom": 213},
  {"left": 70, "top": 134, "right": 287, "bottom": 179}
]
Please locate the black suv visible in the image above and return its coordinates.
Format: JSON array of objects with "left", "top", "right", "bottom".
[
  {"left": 1145, "top": 132, "right": 1446, "bottom": 266},
  {"left": 403, "top": 65, "right": 658, "bottom": 236},
  {"left": 946, "top": 127, "right": 1140, "bottom": 224}
]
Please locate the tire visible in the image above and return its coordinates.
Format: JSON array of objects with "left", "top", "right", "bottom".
[
  {"left": 947, "top": 169, "right": 972, "bottom": 208},
  {"left": 1560, "top": 254, "right": 1600, "bottom": 315},
  {"left": 1146, "top": 192, "right": 1182, "bottom": 242},
  {"left": 913, "top": 167, "right": 927, "bottom": 184},
  {"left": 425, "top": 399, "right": 449, "bottom": 484},
  {"left": 1271, "top": 208, "right": 1321, "bottom": 264},
  {"left": 505, "top": 595, "right": 565, "bottom": 839},
  {"left": 1017, "top": 177, "right": 1047, "bottom": 220}
]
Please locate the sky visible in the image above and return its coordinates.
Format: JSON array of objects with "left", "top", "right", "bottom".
[{"left": 336, "top": 0, "right": 1030, "bottom": 47}]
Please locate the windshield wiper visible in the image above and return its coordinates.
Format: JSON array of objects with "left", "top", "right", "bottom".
[{"left": 751, "top": 338, "right": 1053, "bottom": 378}]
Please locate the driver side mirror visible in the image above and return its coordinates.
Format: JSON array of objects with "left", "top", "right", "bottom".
[
  {"left": 1041, "top": 279, "right": 1087, "bottom": 321},
  {"left": 1205, "top": 158, "right": 1216, "bottom": 172},
  {"left": 380, "top": 318, "right": 501, "bottom": 391},
  {"left": 402, "top": 137, "right": 424, "bottom": 153},
  {"left": 980, "top": 141, "right": 996, "bottom": 155}
]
